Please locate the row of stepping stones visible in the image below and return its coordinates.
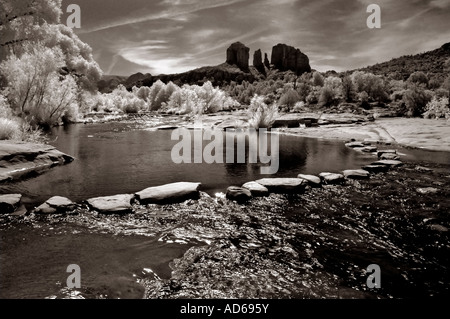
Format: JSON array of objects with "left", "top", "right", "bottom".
[
  {"left": 225, "top": 142, "right": 404, "bottom": 203},
  {"left": 0, "top": 182, "right": 202, "bottom": 215}
]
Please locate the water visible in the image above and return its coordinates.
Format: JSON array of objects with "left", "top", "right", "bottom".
[
  {"left": 1, "top": 122, "right": 376, "bottom": 208},
  {"left": 1, "top": 122, "right": 448, "bottom": 299}
]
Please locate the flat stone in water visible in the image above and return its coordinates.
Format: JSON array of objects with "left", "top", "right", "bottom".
[
  {"left": 416, "top": 187, "right": 438, "bottom": 195},
  {"left": 87, "top": 194, "right": 134, "bottom": 213},
  {"left": 380, "top": 153, "right": 400, "bottom": 160},
  {"left": 35, "top": 196, "right": 75, "bottom": 214},
  {"left": 226, "top": 186, "right": 252, "bottom": 203},
  {"left": 136, "top": 182, "right": 201, "bottom": 204},
  {"left": 362, "top": 146, "right": 377, "bottom": 153},
  {"left": 254, "top": 178, "right": 306, "bottom": 193},
  {"left": 241, "top": 182, "right": 269, "bottom": 196},
  {"left": 0, "top": 194, "right": 22, "bottom": 214},
  {"left": 345, "top": 142, "right": 365, "bottom": 148},
  {"left": 319, "top": 173, "right": 345, "bottom": 185},
  {"left": 297, "top": 174, "right": 321, "bottom": 187},
  {"left": 372, "top": 160, "right": 403, "bottom": 167},
  {"left": 377, "top": 149, "right": 397, "bottom": 157},
  {"left": 343, "top": 169, "right": 370, "bottom": 179}
]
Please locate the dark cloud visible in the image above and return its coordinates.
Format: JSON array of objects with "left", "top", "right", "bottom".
[{"left": 62, "top": 0, "right": 450, "bottom": 75}]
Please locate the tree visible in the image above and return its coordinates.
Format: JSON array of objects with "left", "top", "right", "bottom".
[
  {"left": 1, "top": 1, "right": 102, "bottom": 91},
  {"left": 0, "top": 43, "right": 78, "bottom": 127},
  {"left": 407, "top": 71, "right": 428, "bottom": 88},
  {"left": 312, "top": 71, "right": 324, "bottom": 87},
  {"left": 341, "top": 75, "right": 354, "bottom": 102},
  {"left": 0, "top": 0, "right": 62, "bottom": 59}
]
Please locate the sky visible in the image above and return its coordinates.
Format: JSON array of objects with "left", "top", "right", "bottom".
[{"left": 61, "top": 0, "right": 450, "bottom": 76}]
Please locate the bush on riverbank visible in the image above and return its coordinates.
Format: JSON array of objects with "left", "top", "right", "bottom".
[{"left": 247, "top": 95, "right": 278, "bottom": 129}]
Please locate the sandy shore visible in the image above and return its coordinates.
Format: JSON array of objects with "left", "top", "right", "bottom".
[{"left": 282, "top": 117, "right": 450, "bottom": 152}]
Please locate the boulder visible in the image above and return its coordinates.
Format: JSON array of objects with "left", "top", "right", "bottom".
[
  {"left": 241, "top": 182, "right": 269, "bottom": 196},
  {"left": 226, "top": 42, "right": 250, "bottom": 71},
  {"left": 372, "top": 160, "right": 403, "bottom": 167},
  {"left": 319, "top": 172, "right": 345, "bottom": 185},
  {"left": 34, "top": 196, "right": 75, "bottom": 214},
  {"left": 271, "top": 43, "right": 311, "bottom": 75},
  {"left": 0, "top": 194, "right": 22, "bottom": 214},
  {"left": 343, "top": 169, "right": 370, "bottom": 179},
  {"left": 87, "top": 194, "right": 134, "bottom": 213},
  {"left": 136, "top": 182, "right": 201, "bottom": 204},
  {"left": 297, "top": 174, "right": 321, "bottom": 187},
  {"left": 226, "top": 186, "right": 252, "bottom": 203},
  {"left": 254, "top": 178, "right": 307, "bottom": 193}
]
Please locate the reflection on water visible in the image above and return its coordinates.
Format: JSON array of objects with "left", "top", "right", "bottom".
[{"left": 0, "top": 123, "right": 374, "bottom": 208}]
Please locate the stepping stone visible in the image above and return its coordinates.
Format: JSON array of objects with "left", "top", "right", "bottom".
[
  {"left": 319, "top": 172, "right": 345, "bottom": 185},
  {"left": 254, "top": 178, "right": 307, "bottom": 193},
  {"left": 297, "top": 174, "right": 321, "bottom": 187},
  {"left": 380, "top": 153, "right": 400, "bottom": 160},
  {"left": 416, "top": 187, "right": 438, "bottom": 195},
  {"left": 0, "top": 194, "right": 22, "bottom": 214},
  {"left": 415, "top": 166, "right": 433, "bottom": 172},
  {"left": 372, "top": 160, "right": 403, "bottom": 167},
  {"left": 242, "top": 182, "right": 269, "bottom": 196},
  {"left": 362, "top": 146, "right": 377, "bottom": 153},
  {"left": 345, "top": 142, "right": 364, "bottom": 148},
  {"left": 343, "top": 169, "right": 370, "bottom": 179},
  {"left": 87, "top": 194, "right": 134, "bottom": 213},
  {"left": 34, "top": 196, "right": 75, "bottom": 214},
  {"left": 226, "top": 186, "right": 252, "bottom": 203},
  {"left": 362, "top": 165, "right": 389, "bottom": 173},
  {"left": 377, "top": 149, "right": 397, "bottom": 158},
  {"left": 136, "top": 182, "right": 201, "bottom": 204}
]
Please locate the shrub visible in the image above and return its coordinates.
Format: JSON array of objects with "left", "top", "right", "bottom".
[
  {"left": 296, "top": 82, "right": 310, "bottom": 102},
  {"left": 423, "top": 96, "right": 449, "bottom": 119},
  {"left": 402, "top": 86, "right": 432, "bottom": 117},
  {"left": 351, "top": 71, "right": 388, "bottom": 103},
  {"left": 0, "top": 118, "right": 21, "bottom": 140},
  {"left": 341, "top": 75, "right": 354, "bottom": 102},
  {"left": 358, "top": 91, "right": 370, "bottom": 109},
  {"left": 278, "top": 89, "right": 301, "bottom": 110},
  {"left": 312, "top": 72, "right": 324, "bottom": 87},
  {"left": 247, "top": 95, "right": 278, "bottom": 129}
]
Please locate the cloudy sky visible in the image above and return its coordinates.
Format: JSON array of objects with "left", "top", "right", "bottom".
[{"left": 61, "top": 0, "right": 450, "bottom": 76}]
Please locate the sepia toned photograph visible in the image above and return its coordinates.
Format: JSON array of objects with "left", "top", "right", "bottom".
[{"left": 0, "top": 0, "right": 449, "bottom": 306}]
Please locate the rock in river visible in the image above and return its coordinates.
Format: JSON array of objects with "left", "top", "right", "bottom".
[
  {"left": 343, "top": 169, "right": 370, "bottom": 179},
  {"left": 319, "top": 172, "right": 345, "bottom": 185},
  {"left": 241, "top": 182, "right": 269, "bottom": 197},
  {"left": 372, "top": 160, "right": 403, "bottom": 167},
  {"left": 297, "top": 174, "right": 321, "bottom": 187},
  {"left": 362, "top": 165, "right": 389, "bottom": 173},
  {"left": 254, "top": 178, "right": 307, "bottom": 193},
  {"left": 226, "top": 186, "right": 252, "bottom": 203},
  {"left": 136, "top": 182, "right": 201, "bottom": 204},
  {"left": 87, "top": 194, "right": 134, "bottom": 214},
  {"left": 34, "top": 196, "right": 75, "bottom": 214},
  {"left": 0, "top": 194, "right": 22, "bottom": 214}
]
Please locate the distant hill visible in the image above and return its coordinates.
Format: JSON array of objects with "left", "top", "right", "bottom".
[
  {"left": 349, "top": 42, "right": 450, "bottom": 82},
  {"left": 97, "top": 42, "right": 311, "bottom": 92}
]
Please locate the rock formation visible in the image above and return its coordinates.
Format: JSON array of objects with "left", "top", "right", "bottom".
[
  {"left": 271, "top": 43, "right": 311, "bottom": 75},
  {"left": 226, "top": 42, "right": 250, "bottom": 71},
  {"left": 264, "top": 53, "right": 270, "bottom": 68},
  {"left": 253, "top": 49, "right": 265, "bottom": 74}
]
